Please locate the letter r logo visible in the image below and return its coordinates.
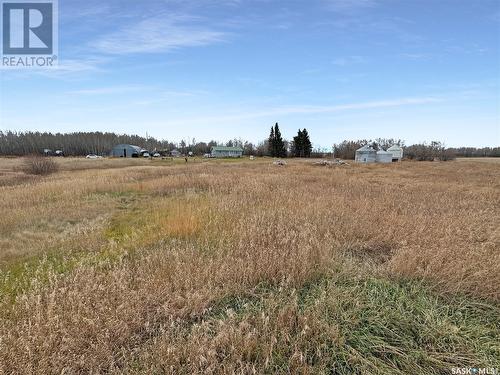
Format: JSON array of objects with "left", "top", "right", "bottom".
[{"left": 2, "top": 1, "right": 54, "bottom": 54}]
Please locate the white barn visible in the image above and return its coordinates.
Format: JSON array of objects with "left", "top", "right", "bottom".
[
  {"left": 355, "top": 145, "right": 377, "bottom": 163},
  {"left": 387, "top": 145, "right": 404, "bottom": 162},
  {"left": 376, "top": 149, "right": 393, "bottom": 164}
]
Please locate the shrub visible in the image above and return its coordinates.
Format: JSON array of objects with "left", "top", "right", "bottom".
[
  {"left": 22, "top": 156, "right": 59, "bottom": 175},
  {"left": 405, "top": 141, "right": 456, "bottom": 161},
  {"left": 333, "top": 140, "right": 367, "bottom": 159}
]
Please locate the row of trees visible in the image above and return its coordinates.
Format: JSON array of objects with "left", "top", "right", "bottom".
[
  {"left": 333, "top": 139, "right": 500, "bottom": 161},
  {"left": 0, "top": 131, "right": 260, "bottom": 157},
  {"left": 404, "top": 142, "right": 455, "bottom": 161},
  {"left": 0, "top": 131, "right": 173, "bottom": 157},
  {"left": 268, "top": 123, "right": 313, "bottom": 158},
  {"left": 0, "top": 126, "right": 315, "bottom": 158},
  {"left": 333, "top": 139, "right": 404, "bottom": 160},
  {"left": 448, "top": 147, "right": 500, "bottom": 158},
  {"left": 1, "top": 130, "right": 498, "bottom": 159}
]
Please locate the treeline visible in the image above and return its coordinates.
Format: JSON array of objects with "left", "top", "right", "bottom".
[
  {"left": 333, "top": 139, "right": 499, "bottom": 161},
  {"left": 333, "top": 139, "right": 404, "bottom": 160},
  {"left": 1, "top": 130, "right": 498, "bottom": 159},
  {"left": 0, "top": 131, "right": 174, "bottom": 156},
  {"left": 0, "top": 131, "right": 256, "bottom": 157},
  {"left": 404, "top": 142, "right": 455, "bottom": 161},
  {"left": 448, "top": 147, "right": 500, "bottom": 158},
  {"left": 0, "top": 128, "right": 291, "bottom": 157}
]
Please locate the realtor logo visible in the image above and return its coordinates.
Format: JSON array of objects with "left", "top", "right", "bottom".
[{"left": 1, "top": 0, "right": 58, "bottom": 68}]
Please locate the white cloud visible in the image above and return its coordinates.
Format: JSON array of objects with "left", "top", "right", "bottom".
[
  {"left": 62, "top": 4, "right": 111, "bottom": 20},
  {"left": 66, "top": 85, "right": 207, "bottom": 105},
  {"left": 92, "top": 14, "right": 226, "bottom": 55},
  {"left": 54, "top": 58, "right": 107, "bottom": 73},
  {"left": 332, "top": 55, "right": 366, "bottom": 66},
  {"left": 166, "top": 96, "right": 442, "bottom": 125},
  {"left": 325, "top": 0, "right": 377, "bottom": 13},
  {"left": 0, "top": 57, "right": 109, "bottom": 80},
  {"left": 68, "top": 85, "right": 147, "bottom": 95},
  {"left": 133, "top": 90, "right": 201, "bottom": 106}
]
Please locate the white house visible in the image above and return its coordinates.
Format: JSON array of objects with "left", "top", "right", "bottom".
[{"left": 211, "top": 146, "right": 244, "bottom": 158}]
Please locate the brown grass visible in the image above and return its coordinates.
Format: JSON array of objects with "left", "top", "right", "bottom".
[
  {"left": 0, "top": 157, "right": 498, "bottom": 374},
  {"left": 21, "top": 156, "right": 59, "bottom": 175}
]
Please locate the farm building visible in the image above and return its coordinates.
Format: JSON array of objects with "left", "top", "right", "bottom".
[
  {"left": 355, "top": 145, "right": 377, "bottom": 163},
  {"left": 376, "top": 149, "right": 393, "bottom": 164},
  {"left": 110, "top": 144, "right": 142, "bottom": 158},
  {"left": 387, "top": 145, "right": 404, "bottom": 162},
  {"left": 171, "top": 149, "right": 181, "bottom": 157},
  {"left": 211, "top": 146, "right": 244, "bottom": 158}
]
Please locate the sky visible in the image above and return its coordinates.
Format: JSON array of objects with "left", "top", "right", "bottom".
[{"left": 0, "top": 0, "right": 499, "bottom": 148}]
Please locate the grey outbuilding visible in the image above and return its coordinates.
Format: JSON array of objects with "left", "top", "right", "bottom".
[
  {"left": 376, "top": 149, "right": 393, "bottom": 164},
  {"left": 110, "top": 144, "right": 142, "bottom": 158},
  {"left": 355, "top": 145, "right": 377, "bottom": 163},
  {"left": 387, "top": 145, "right": 404, "bottom": 162},
  {"left": 171, "top": 149, "right": 182, "bottom": 157}
]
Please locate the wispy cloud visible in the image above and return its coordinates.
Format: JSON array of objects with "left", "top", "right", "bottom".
[
  {"left": 66, "top": 84, "right": 207, "bottom": 106},
  {"left": 54, "top": 57, "right": 108, "bottom": 73},
  {"left": 62, "top": 3, "right": 111, "bottom": 21},
  {"left": 0, "top": 57, "right": 109, "bottom": 80},
  {"left": 325, "top": 0, "right": 378, "bottom": 13},
  {"left": 167, "top": 96, "right": 442, "bottom": 125},
  {"left": 68, "top": 85, "right": 148, "bottom": 95},
  {"left": 332, "top": 55, "right": 366, "bottom": 66},
  {"left": 133, "top": 90, "right": 207, "bottom": 106},
  {"left": 262, "top": 96, "right": 442, "bottom": 116},
  {"left": 399, "top": 53, "right": 432, "bottom": 61},
  {"left": 92, "top": 14, "right": 226, "bottom": 55}
]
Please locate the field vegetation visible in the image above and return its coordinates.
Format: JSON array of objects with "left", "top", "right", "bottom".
[{"left": 0, "top": 157, "right": 498, "bottom": 374}]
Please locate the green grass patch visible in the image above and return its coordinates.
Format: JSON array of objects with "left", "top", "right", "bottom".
[
  {"left": 1, "top": 194, "right": 209, "bottom": 307},
  {"left": 162, "top": 275, "right": 500, "bottom": 374},
  {"left": 289, "top": 276, "right": 499, "bottom": 374},
  {"left": 0, "top": 250, "right": 76, "bottom": 305}
]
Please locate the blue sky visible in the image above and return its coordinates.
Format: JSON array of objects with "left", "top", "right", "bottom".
[{"left": 1, "top": 0, "right": 499, "bottom": 148}]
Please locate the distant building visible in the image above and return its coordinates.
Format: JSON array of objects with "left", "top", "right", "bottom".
[
  {"left": 211, "top": 146, "right": 244, "bottom": 158},
  {"left": 355, "top": 145, "right": 377, "bottom": 163},
  {"left": 387, "top": 145, "right": 404, "bottom": 162},
  {"left": 376, "top": 149, "right": 393, "bottom": 164},
  {"left": 171, "top": 149, "right": 181, "bottom": 158},
  {"left": 110, "top": 144, "right": 142, "bottom": 158}
]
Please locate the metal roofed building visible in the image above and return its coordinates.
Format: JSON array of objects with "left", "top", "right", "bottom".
[
  {"left": 355, "top": 145, "right": 377, "bottom": 163},
  {"left": 211, "top": 146, "right": 244, "bottom": 158},
  {"left": 171, "top": 149, "right": 182, "bottom": 157},
  {"left": 387, "top": 145, "right": 404, "bottom": 162},
  {"left": 376, "top": 149, "right": 393, "bottom": 164},
  {"left": 110, "top": 144, "right": 142, "bottom": 158}
]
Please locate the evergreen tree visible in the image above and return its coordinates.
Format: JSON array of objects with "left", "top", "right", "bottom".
[
  {"left": 268, "top": 126, "right": 275, "bottom": 156},
  {"left": 292, "top": 128, "right": 312, "bottom": 157},
  {"left": 302, "top": 128, "right": 312, "bottom": 157},
  {"left": 293, "top": 129, "right": 303, "bottom": 157},
  {"left": 273, "top": 123, "right": 287, "bottom": 158}
]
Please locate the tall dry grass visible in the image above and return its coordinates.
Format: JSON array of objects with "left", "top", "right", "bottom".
[
  {"left": 0, "top": 158, "right": 498, "bottom": 373},
  {"left": 22, "top": 156, "right": 59, "bottom": 176}
]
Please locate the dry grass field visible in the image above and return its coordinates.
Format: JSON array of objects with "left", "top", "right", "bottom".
[{"left": 0, "top": 157, "right": 499, "bottom": 374}]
